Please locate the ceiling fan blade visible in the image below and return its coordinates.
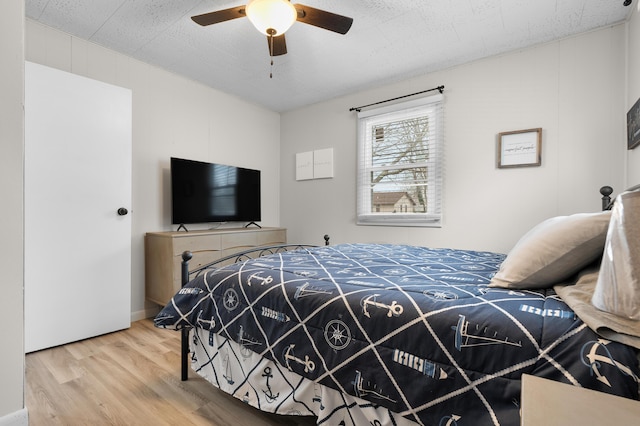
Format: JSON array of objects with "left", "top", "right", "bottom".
[
  {"left": 268, "top": 34, "right": 288, "bottom": 56},
  {"left": 293, "top": 4, "right": 353, "bottom": 34},
  {"left": 191, "top": 6, "right": 246, "bottom": 26}
]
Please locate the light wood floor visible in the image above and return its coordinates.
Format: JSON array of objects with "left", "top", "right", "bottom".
[{"left": 26, "top": 319, "right": 317, "bottom": 426}]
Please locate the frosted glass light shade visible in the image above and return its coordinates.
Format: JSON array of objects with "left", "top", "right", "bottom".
[{"left": 246, "top": 0, "right": 297, "bottom": 35}]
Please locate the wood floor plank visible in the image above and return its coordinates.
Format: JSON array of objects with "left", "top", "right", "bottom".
[
  {"left": 79, "top": 352, "right": 195, "bottom": 426},
  {"left": 100, "top": 340, "right": 211, "bottom": 417},
  {"left": 26, "top": 319, "right": 317, "bottom": 426},
  {"left": 34, "top": 345, "right": 84, "bottom": 384},
  {"left": 25, "top": 355, "right": 67, "bottom": 425}
]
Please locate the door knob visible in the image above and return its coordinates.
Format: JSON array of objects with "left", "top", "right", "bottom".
[{"left": 117, "top": 207, "right": 129, "bottom": 216}]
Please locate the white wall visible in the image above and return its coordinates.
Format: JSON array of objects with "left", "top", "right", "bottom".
[
  {"left": 280, "top": 25, "right": 627, "bottom": 254},
  {"left": 627, "top": 5, "right": 640, "bottom": 185},
  {"left": 25, "top": 20, "right": 282, "bottom": 320},
  {"left": 0, "top": 0, "right": 26, "bottom": 424}
]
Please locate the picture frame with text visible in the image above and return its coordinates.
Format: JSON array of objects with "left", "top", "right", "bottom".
[{"left": 497, "top": 128, "right": 542, "bottom": 168}]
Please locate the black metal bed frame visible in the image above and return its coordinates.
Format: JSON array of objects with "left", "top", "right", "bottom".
[
  {"left": 178, "top": 234, "right": 330, "bottom": 380},
  {"left": 600, "top": 184, "right": 640, "bottom": 210}
]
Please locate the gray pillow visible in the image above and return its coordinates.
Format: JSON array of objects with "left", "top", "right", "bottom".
[{"left": 489, "top": 210, "right": 611, "bottom": 289}]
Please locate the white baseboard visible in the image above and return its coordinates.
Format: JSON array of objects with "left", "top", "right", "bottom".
[
  {"left": 0, "top": 408, "right": 28, "bottom": 426},
  {"left": 131, "top": 306, "right": 160, "bottom": 322}
]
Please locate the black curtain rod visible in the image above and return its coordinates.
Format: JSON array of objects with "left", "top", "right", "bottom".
[{"left": 349, "top": 85, "right": 444, "bottom": 112}]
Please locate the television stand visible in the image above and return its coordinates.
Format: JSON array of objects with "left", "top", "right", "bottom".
[
  {"left": 244, "top": 222, "right": 262, "bottom": 229},
  {"left": 176, "top": 224, "right": 189, "bottom": 232}
]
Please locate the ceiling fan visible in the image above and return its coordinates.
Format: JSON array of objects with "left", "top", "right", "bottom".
[{"left": 191, "top": 0, "right": 353, "bottom": 57}]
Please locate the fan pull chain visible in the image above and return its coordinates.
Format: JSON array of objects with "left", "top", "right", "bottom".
[{"left": 269, "top": 33, "right": 274, "bottom": 79}]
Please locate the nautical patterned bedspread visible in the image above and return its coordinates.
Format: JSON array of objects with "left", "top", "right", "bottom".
[{"left": 155, "top": 244, "right": 640, "bottom": 425}]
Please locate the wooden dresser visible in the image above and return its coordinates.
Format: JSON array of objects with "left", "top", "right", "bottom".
[{"left": 145, "top": 227, "right": 286, "bottom": 306}]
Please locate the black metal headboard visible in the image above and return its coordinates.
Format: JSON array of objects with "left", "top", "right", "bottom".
[
  {"left": 600, "top": 186, "right": 614, "bottom": 210},
  {"left": 601, "top": 184, "right": 640, "bottom": 210},
  {"left": 180, "top": 234, "right": 330, "bottom": 284}
]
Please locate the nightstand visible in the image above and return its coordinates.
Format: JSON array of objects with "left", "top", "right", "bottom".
[{"left": 521, "top": 374, "right": 640, "bottom": 425}]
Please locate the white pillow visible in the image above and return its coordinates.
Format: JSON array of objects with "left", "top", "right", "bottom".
[{"left": 489, "top": 210, "right": 611, "bottom": 289}]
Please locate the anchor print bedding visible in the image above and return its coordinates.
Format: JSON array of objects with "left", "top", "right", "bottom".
[{"left": 155, "top": 244, "right": 640, "bottom": 425}]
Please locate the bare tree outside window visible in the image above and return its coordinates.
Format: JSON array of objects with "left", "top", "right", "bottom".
[
  {"left": 370, "top": 116, "right": 430, "bottom": 214},
  {"left": 357, "top": 95, "right": 443, "bottom": 226}
]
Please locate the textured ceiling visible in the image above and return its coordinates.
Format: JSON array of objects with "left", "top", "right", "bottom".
[{"left": 26, "top": 0, "right": 633, "bottom": 112}]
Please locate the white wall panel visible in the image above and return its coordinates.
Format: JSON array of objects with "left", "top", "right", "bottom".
[
  {"left": 557, "top": 28, "right": 625, "bottom": 211},
  {"left": 628, "top": 6, "right": 640, "bottom": 187}
]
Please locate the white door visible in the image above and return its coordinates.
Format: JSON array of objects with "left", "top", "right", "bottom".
[{"left": 25, "top": 62, "right": 132, "bottom": 353}]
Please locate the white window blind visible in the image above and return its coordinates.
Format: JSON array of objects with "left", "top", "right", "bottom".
[{"left": 357, "top": 94, "right": 444, "bottom": 226}]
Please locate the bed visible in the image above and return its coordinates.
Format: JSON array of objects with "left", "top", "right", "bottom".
[{"left": 154, "top": 186, "right": 640, "bottom": 425}]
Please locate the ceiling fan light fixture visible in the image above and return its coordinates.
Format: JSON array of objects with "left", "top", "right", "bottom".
[{"left": 245, "top": 0, "right": 297, "bottom": 36}]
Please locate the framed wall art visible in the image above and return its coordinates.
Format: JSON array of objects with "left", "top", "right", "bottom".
[
  {"left": 497, "top": 128, "right": 542, "bottom": 168},
  {"left": 627, "top": 97, "right": 640, "bottom": 150}
]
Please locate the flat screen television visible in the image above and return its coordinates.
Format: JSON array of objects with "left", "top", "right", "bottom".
[{"left": 171, "top": 157, "right": 261, "bottom": 225}]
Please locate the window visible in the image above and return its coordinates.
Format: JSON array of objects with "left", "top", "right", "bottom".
[{"left": 357, "top": 94, "right": 444, "bottom": 226}]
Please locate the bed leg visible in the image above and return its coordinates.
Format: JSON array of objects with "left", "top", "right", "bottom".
[
  {"left": 181, "top": 328, "right": 189, "bottom": 381},
  {"left": 180, "top": 251, "right": 193, "bottom": 381}
]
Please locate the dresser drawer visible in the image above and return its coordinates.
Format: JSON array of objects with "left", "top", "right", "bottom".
[
  {"left": 173, "top": 234, "right": 221, "bottom": 255},
  {"left": 257, "top": 229, "right": 287, "bottom": 246},
  {"left": 220, "top": 231, "right": 258, "bottom": 251}
]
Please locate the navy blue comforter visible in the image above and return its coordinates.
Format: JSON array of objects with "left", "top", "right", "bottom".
[{"left": 155, "top": 244, "right": 639, "bottom": 425}]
